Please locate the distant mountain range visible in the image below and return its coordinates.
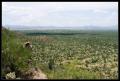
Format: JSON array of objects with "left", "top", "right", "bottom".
[{"left": 3, "top": 25, "right": 118, "bottom": 30}]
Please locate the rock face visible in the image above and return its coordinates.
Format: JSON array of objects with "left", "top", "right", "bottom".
[
  {"left": 24, "top": 68, "right": 47, "bottom": 79},
  {"left": 32, "top": 68, "right": 47, "bottom": 79}
]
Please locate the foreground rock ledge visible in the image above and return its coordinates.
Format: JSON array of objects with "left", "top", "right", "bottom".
[{"left": 25, "top": 68, "right": 48, "bottom": 79}]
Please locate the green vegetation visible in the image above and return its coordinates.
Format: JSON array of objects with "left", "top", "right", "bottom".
[
  {"left": 24, "top": 30, "right": 118, "bottom": 79},
  {"left": 2, "top": 27, "right": 33, "bottom": 78},
  {"left": 2, "top": 27, "right": 118, "bottom": 79}
]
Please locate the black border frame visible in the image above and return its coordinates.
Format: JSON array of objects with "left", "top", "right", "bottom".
[{"left": 1, "top": 0, "right": 119, "bottom": 80}]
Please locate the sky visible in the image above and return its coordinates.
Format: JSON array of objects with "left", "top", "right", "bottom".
[{"left": 2, "top": 2, "right": 118, "bottom": 29}]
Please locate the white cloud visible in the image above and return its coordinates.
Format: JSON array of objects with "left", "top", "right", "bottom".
[{"left": 2, "top": 2, "right": 118, "bottom": 28}]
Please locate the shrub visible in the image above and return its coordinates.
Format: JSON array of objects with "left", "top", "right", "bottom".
[{"left": 2, "top": 28, "right": 32, "bottom": 78}]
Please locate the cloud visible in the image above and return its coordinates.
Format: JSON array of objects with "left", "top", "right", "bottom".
[{"left": 2, "top": 2, "right": 118, "bottom": 28}]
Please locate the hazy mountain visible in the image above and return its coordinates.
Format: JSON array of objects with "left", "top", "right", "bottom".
[{"left": 3, "top": 25, "right": 118, "bottom": 30}]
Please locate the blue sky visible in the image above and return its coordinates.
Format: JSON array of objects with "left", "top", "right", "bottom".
[{"left": 2, "top": 2, "right": 118, "bottom": 29}]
